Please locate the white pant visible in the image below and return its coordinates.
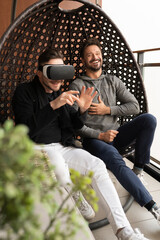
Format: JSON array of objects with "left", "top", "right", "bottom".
[{"left": 35, "top": 143, "right": 131, "bottom": 234}]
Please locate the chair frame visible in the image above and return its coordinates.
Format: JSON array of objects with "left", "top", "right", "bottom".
[{"left": 0, "top": 0, "right": 148, "bottom": 229}]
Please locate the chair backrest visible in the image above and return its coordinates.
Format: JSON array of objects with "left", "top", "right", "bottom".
[{"left": 0, "top": 0, "right": 148, "bottom": 124}]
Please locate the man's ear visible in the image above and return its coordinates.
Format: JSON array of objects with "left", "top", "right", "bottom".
[{"left": 37, "top": 70, "right": 42, "bottom": 78}]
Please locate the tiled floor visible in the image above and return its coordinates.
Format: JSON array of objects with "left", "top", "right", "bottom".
[{"left": 89, "top": 158, "right": 160, "bottom": 240}]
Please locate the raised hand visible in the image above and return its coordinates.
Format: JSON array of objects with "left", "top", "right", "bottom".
[
  {"left": 88, "top": 96, "right": 110, "bottom": 115},
  {"left": 50, "top": 90, "right": 79, "bottom": 110},
  {"left": 76, "top": 86, "right": 97, "bottom": 114}
]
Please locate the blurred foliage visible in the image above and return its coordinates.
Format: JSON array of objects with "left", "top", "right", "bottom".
[{"left": 0, "top": 120, "right": 98, "bottom": 240}]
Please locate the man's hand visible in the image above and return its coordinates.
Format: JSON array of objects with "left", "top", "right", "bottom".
[
  {"left": 50, "top": 90, "right": 79, "bottom": 110},
  {"left": 76, "top": 86, "right": 97, "bottom": 114},
  {"left": 88, "top": 96, "right": 110, "bottom": 115},
  {"left": 98, "top": 130, "right": 119, "bottom": 143}
]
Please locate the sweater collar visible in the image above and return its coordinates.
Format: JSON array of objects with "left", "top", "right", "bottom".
[{"left": 79, "top": 71, "right": 106, "bottom": 82}]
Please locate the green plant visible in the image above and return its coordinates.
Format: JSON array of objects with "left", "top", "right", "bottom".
[{"left": 0, "top": 120, "right": 98, "bottom": 240}]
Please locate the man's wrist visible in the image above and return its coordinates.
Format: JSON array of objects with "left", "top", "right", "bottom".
[
  {"left": 106, "top": 106, "right": 111, "bottom": 115},
  {"left": 98, "top": 132, "right": 104, "bottom": 140},
  {"left": 79, "top": 107, "right": 86, "bottom": 115},
  {"left": 50, "top": 101, "right": 56, "bottom": 110}
]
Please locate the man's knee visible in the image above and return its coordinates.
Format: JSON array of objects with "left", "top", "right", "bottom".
[{"left": 141, "top": 113, "right": 157, "bottom": 130}]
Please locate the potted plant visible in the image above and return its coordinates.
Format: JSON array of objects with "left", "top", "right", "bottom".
[{"left": 0, "top": 120, "right": 98, "bottom": 240}]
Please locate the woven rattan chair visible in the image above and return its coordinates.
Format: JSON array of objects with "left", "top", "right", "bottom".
[{"left": 0, "top": 0, "right": 148, "bottom": 230}]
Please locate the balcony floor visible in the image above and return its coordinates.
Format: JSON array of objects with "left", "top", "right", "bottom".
[{"left": 89, "top": 158, "right": 160, "bottom": 240}]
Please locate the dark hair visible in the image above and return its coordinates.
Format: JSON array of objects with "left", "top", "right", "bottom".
[
  {"left": 38, "top": 48, "right": 64, "bottom": 67},
  {"left": 80, "top": 38, "right": 102, "bottom": 58}
]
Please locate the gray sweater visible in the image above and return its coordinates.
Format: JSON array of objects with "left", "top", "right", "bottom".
[{"left": 69, "top": 72, "right": 140, "bottom": 138}]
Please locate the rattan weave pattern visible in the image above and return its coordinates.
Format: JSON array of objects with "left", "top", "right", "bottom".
[{"left": 0, "top": 0, "right": 148, "bottom": 124}]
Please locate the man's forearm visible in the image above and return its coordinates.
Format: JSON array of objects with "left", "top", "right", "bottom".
[{"left": 78, "top": 125, "right": 100, "bottom": 139}]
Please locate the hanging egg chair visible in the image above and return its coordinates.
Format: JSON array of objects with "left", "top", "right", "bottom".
[
  {"left": 0, "top": 0, "right": 148, "bottom": 229},
  {"left": 0, "top": 0, "right": 148, "bottom": 125}
]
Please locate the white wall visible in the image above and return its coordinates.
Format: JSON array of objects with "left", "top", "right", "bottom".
[
  {"left": 102, "top": 0, "right": 160, "bottom": 161},
  {"left": 102, "top": 0, "right": 160, "bottom": 51}
]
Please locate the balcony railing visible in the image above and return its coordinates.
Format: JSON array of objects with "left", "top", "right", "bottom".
[
  {"left": 133, "top": 48, "right": 160, "bottom": 75},
  {"left": 133, "top": 48, "right": 160, "bottom": 181}
]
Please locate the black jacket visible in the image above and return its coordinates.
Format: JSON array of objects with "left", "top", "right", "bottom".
[{"left": 12, "top": 76, "right": 85, "bottom": 146}]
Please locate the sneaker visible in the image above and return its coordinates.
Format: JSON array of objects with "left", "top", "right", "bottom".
[
  {"left": 72, "top": 191, "right": 95, "bottom": 220},
  {"left": 118, "top": 228, "right": 150, "bottom": 240},
  {"left": 132, "top": 168, "right": 148, "bottom": 186},
  {"left": 137, "top": 172, "right": 148, "bottom": 186},
  {"left": 150, "top": 206, "right": 160, "bottom": 224},
  {"left": 128, "top": 229, "right": 150, "bottom": 240}
]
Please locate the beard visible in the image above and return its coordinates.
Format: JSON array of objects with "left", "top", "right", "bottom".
[{"left": 85, "top": 59, "right": 102, "bottom": 72}]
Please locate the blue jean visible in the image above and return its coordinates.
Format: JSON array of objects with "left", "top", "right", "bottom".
[{"left": 83, "top": 113, "right": 157, "bottom": 206}]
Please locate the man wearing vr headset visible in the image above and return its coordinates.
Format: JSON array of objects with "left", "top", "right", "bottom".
[{"left": 12, "top": 48, "right": 150, "bottom": 240}]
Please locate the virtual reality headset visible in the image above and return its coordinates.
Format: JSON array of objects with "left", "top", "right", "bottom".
[{"left": 38, "top": 64, "right": 75, "bottom": 80}]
